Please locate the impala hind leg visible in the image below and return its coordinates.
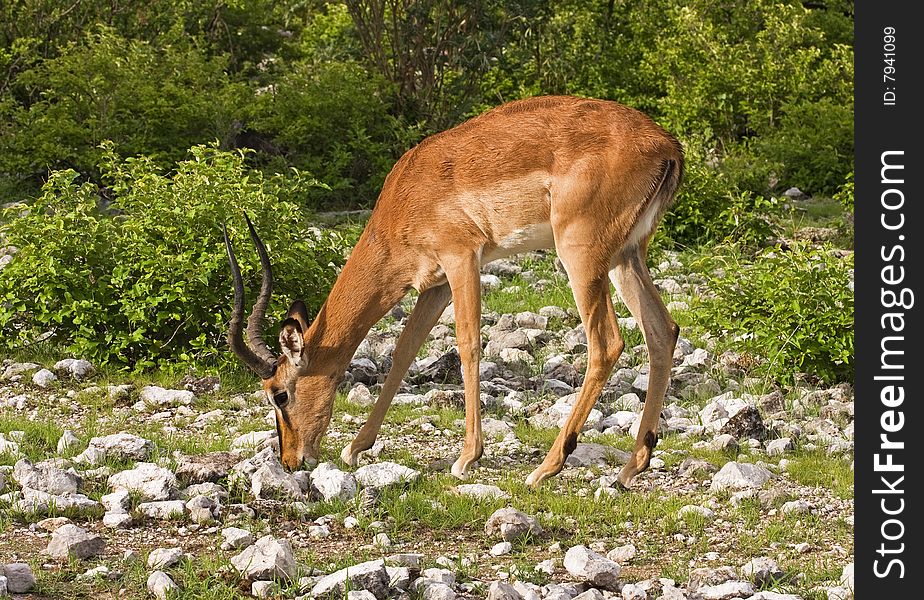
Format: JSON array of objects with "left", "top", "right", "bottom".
[
  {"left": 526, "top": 248, "right": 624, "bottom": 487},
  {"left": 610, "top": 247, "right": 678, "bottom": 487},
  {"left": 341, "top": 283, "right": 452, "bottom": 466},
  {"left": 443, "top": 253, "right": 484, "bottom": 478}
]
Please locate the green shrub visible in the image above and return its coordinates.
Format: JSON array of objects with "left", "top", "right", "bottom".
[
  {"left": 0, "top": 143, "right": 348, "bottom": 370},
  {"left": 695, "top": 243, "right": 854, "bottom": 383},
  {"left": 749, "top": 98, "right": 854, "bottom": 196},
  {"left": 660, "top": 139, "right": 779, "bottom": 247},
  {"left": 246, "top": 59, "right": 397, "bottom": 208},
  {"left": 834, "top": 171, "right": 854, "bottom": 212},
  {"left": 0, "top": 28, "right": 248, "bottom": 188}
]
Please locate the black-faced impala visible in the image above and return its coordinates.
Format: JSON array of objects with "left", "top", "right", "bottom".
[{"left": 224, "top": 95, "right": 683, "bottom": 488}]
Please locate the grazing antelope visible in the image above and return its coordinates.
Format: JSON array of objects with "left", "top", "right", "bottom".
[{"left": 225, "top": 95, "right": 683, "bottom": 487}]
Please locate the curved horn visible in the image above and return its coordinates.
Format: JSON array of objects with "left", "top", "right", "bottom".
[
  {"left": 243, "top": 213, "right": 278, "bottom": 366},
  {"left": 223, "top": 221, "right": 276, "bottom": 379}
]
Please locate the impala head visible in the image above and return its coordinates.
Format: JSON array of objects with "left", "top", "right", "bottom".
[{"left": 223, "top": 215, "right": 334, "bottom": 470}]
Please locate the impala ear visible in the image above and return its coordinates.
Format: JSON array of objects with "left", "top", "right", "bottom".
[
  {"left": 279, "top": 318, "right": 304, "bottom": 367},
  {"left": 286, "top": 300, "right": 311, "bottom": 332}
]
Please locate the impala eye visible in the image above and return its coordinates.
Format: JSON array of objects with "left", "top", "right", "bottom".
[{"left": 271, "top": 391, "right": 289, "bottom": 408}]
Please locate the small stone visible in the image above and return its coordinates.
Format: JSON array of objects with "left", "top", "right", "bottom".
[
  {"left": 139, "top": 385, "right": 195, "bottom": 407},
  {"left": 74, "top": 432, "right": 152, "bottom": 465},
  {"left": 348, "top": 591, "right": 379, "bottom": 600},
  {"left": 565, "top": 443, "right": 630, "bottom": 468},
  {"left": 32, "top": 368, "right": 58, "bottom": 387},
  {"left": 354, "top": 462, "right": 420, "bottom": 489},
  {"left": 221, "top": 527, "right": 254, "bottom": 550},
  {"left": 175, "top": 452, "right": 239, "bottom": 484},
  {"left": 709, "top": 434, "right": 739, "bottom": 452},
  {"left": 348, "top": 383, "right": 376, "bottom": 407},
  {"left": 230, "top": 535, "right": 296, "bottom": 581},
  {"left": 13, "top": 458, "right": 80, "bottom": 495},
  {"left": 454, "top": 483, "right": 509, "bottom": 500},
  {"left": 137, "top": 500, "right": 187, "bottom": 519},
  {"left": 563, "top": 545, "right": 621, "bottom": 591},
  {"left": 310, "top": 462, "right": 358, "bottom": 501},
  {"left": 251, "top": 460, "right": 303, "bottom": 501},
  {"left": 311, "top": 559, "right": 389, "bottom": 599},
  {"left": 2, "top": 563, "right": 36, "bottom": 593},
  {"left": 766, "top": 437, "right": 794, "bottom": 456},
  {"left": 147, "top": 571, "right": 179, "bottom": 600},
  {"left": 740, "top": 556, "right": 785, "bottom": 586},
  {"left": 57, "top": 430, "right": 82, "bottom": 454},
  {"left": 487, "top": 581, "right": 523, "bottom": 600},
  {"left": 710, "top": 462, "right": 774, "bottom": 491},
  {"left": 485, "top": 507, "right": 542, "bottom": 542},
  {"left": 698, "top": 580, "right": 755, "bottom": 600},
  {"left": 607, "top": 544, "right": 637, "bottom": 563},
  {"left": 781, "top": 499, "right": 811, "bottom": 515},
  {"left": 794, "top": 542, "right": 812, "bottom": 553},
  {"left": 45, "top": 524, "right": 105, "bottom": 560},
  {"left": 148, "top": 547, "right": 185, "bottom": 569},
  {"left": 490, "top": 541, "right": 513, "bottom": 556},
  {"left": 103, "top": 512, "right": 133, "bottom": 528},
  {"left": 252, "top": 580, "right": 277, "bottom": 599},
  {"left": 108, "top": 463, "right": 178, "bottom": 501}
]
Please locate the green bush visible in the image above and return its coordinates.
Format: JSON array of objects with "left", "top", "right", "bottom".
[
  {"left": 695, "top": 243, "right": 854, "bottom": 383},
  {"left": 0, "top": 28, "right": 248, "bottom": 189},
  {"left": 0, "top": 143, "right": 348, "bottom": 369},
  {"left": 660, "top": 139, "right": 779, "bottom": 247}
]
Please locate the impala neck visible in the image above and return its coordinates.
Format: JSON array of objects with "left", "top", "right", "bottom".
[{"left": 303, "top": 230, "right": 406, "bottom": 377}]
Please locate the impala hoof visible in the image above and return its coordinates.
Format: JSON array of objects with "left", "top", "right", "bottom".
[
  {"left": 340, "top": 444, "right": 359, "bottom": 467},
  {"left": 525, "top": 466, "right": 550, "bottom": 488},
  {"left": 450, "top": 457, "right": 473, "bottom": 479}
]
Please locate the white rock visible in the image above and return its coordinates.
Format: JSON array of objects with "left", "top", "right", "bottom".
[
  {"left": 108, "top": 463, "right": 177, "bottom": 501},
  {"left": 781, "top": 499, "right": 811, "bottom": 515},
  {"left": 348, "top": 383, "right": 376, "bottom": 407},
  {"left": 563, "top": 545, "right": 621, "bottom": 591},
  {"left": 101, "top": 490, "right": 130, "bottom": 513},
  {"left": 251, "top": 461, "right": 303, "bottom": 501},
  {"left": 710, "top": 462, "right": 774, "bottom": 491},
  {"left": 565, "top": 443, "right": 630, "bottom": 467},
  {"left": 139, "top": 385, "right": 195, "bottom": 407},
  {"left": 57, "top": 430, "right": 82, "bottom": 454},
  {"left": 348, "top": 591, "right": 379, "bottom": 600},
  {"left": 310, "top": 462, "right": 357, "bottom": 501},
  {"left": 621, "top": 583, "right": 647, "bottom": 600},
  {"left": 13, "top": 458, "right": 79, "bottom": 495},
  {"left": 490, "top": 541, "right": 513, "bottom": 556},
  {"left": 740, "top": 556, "right": 785, "bottom": 586},
  {"left": 45, "top": 524, "right": 105, "bottom": 560},
  {"left": 0, "top": 433, "right": 21, "bottom": 456},
  {"left": 422, "top": 582, "right": 456, "bottom": 600},
  {"left": 354, "top": 462, "right": 420, "bottom": 489},
  {"left": 698, "top": 580, "right": 755, "bottom": 600},
  {"left": 147, "top": 547, "right": 185, "bottom": 569},
  {"left": 311, "top": 559, "right": 389, "bottom": 599},
  {"left": 454, "top": 483, "right": 509, "bottom": 500},
  {"left": 488, "top": 581, "right": 523, "bottom": 600},
  {"left": 2, "top": 563, "right": 35, "bottom": 593},
  {"left": 607, "top": 544, "right": 637, "bottom": 563},
  {"left": 751, "top": 592, "right": 803, "bottom": 600},
  {"left": 147, "top": 571, "right": 179, "bottom": 600},
  {"left": 221, "top": 527, "right": 254, "bottom": 550},
  {"left": 252, "top": 580, "right": 277, "bottom": 599},
  {"left": 74, "top": 433, "right": 152, "bottom": 465},
  {"left": 766, "top": 437, "right": 794, "bottom": 455},
  {"left": 572, "top": 589, "right": 605, "bottom": 600},
  {"left": 137, "top": 500, "right": 186, "bottom": 519},
  {"left": 16, "top": 488, "right": 99, "bottom": 512},
  {"left": 53, "top": 358, "right": 95, "bottom": 379},
  {"left": 103, "top": 512, "right": 133, "bottom": 528},
  {"left": 230, "top": 430, "right": 277, "bottom": 452},
  {"left": 530, "top": 394, "right": 603, "bottom": 431},
  {"left": 230, "top": 535, "right": 296, "bottom": 581},
  {"left": 485, "top": 507, "right": 542, "bottom": 541},
  {"left": 32, "top": 368, "right": 58, "bottom": 387},
  {"left": 840, "top": 562, "right": 854, "bottom": 591}
]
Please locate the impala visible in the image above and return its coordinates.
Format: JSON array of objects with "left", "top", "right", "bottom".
[{"left": 224, "top": 95, "right": 683, "bottom": 487}]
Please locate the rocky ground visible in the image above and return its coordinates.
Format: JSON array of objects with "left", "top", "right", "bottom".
[{"left": 0, "top": 237, "right": 854, "bottom": 599}]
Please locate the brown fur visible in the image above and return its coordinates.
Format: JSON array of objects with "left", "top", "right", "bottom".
[{"left": 241, "top": 96, "right": 683, "bottom": 485}]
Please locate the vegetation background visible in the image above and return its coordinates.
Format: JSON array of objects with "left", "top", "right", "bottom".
[{"left": 0, "top": 0, "right": 854, "bottom": 384}]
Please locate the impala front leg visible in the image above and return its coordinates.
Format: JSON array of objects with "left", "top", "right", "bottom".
[
  {"left": 341, "top": 284, "right": 452, "bottom": 466},
  {"left": 444, "top": 253, "right": 484, "bottom": 479}
]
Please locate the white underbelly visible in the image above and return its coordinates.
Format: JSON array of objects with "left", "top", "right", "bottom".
[{"left": 481, "top": 222, "right": 555, "bottom": 264}]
